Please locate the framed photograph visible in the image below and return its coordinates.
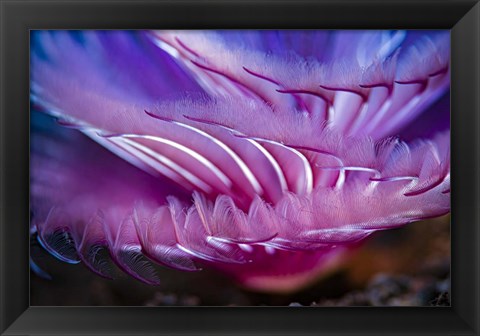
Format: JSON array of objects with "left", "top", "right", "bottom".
[{"left": 1, "top": 0, "right": 479, "bottom": 335}]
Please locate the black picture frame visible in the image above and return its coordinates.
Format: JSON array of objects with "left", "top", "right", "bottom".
[{"left": 1, "top": 0, "right": 479, "bottom": 335}]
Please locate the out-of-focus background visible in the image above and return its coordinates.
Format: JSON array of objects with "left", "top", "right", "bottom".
[{"left": 30, "top": 214, "right": 450, "bottom": 306}]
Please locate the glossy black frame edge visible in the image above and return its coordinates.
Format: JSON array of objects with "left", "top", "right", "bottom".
[{"left": 1, "top": 0, "right": 479, "bottom": 335}]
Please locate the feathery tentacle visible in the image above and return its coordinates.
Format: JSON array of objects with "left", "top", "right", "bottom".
[{"left": 30, "top": 30, "right": 450, "bottom": 291}]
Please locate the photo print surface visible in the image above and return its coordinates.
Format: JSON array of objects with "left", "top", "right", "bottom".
[{"left": 30, "top": 30, "right": 450, "bottom": 306}]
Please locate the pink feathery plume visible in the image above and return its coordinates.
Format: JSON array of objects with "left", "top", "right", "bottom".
[{"left": 30, "top": 30, "right": 450, "bottom": 292}]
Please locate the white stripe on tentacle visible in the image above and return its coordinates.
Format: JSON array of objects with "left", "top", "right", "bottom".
[
  {"left": 104, "top": 133, "right": 232, "bottom": 192},
  {"left": 147, "top": 112, "right": 288, "bottom": 202},
  {"left": 243, "top": 137, "right": 313, "bottom": 195},
  {"left": 180, "top": 115, "right": 309, "bottom": 196},
  {"left": 145, "top": 112, "right": 266, "bottom": 203}
]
